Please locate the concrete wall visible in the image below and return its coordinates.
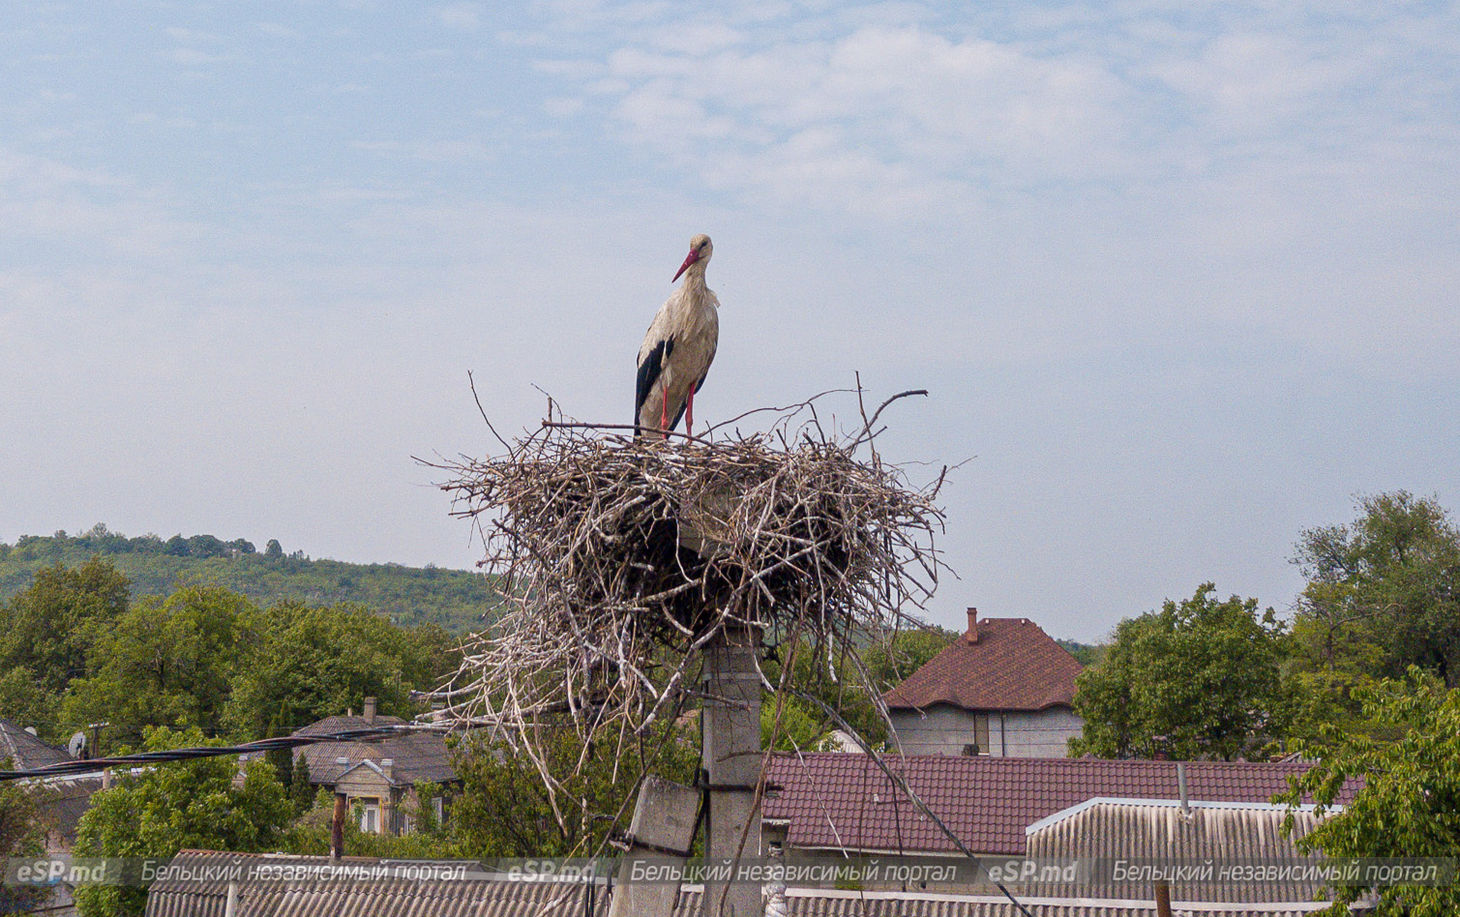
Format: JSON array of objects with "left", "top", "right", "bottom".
[{"left": 888, "top": 704, "right": 1082, "bottom": 757}]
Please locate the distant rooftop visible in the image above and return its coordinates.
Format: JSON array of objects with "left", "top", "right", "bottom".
[
  {"left": 0, "top": 718, "right": 72, "bottom": 771},
  {"left": 883, "top": 609, "right": 1082, "bottom": 712},
  {"left": 293, "top": 701, "right": 454, "bottom": 786},
  {"left": 764, "top": 752, "right": 1357, "bottom": 856}
]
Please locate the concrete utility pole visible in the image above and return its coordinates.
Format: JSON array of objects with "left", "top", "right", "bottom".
[
  {"left": 608, "top": 775, "right": 700, "bottom": 917},
  {"left": 701, "top": 626, "right": 763, "bottom": 917}
]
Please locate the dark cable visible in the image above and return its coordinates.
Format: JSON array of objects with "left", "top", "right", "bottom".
[{"left": 0, "top": 725, "right": 440, "bottom": 782}]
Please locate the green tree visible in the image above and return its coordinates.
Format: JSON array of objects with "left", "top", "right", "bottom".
[
  {"left": 0, "top": 666, "right": 56, "bottom": 740},
  {"left": 761, "top": 692, "right": 835, "bottom": 751},
  {"left": 73, "top": 726, "right": 292, "bottom": 917},
  {"left": 861, "top": 626, "right": 959, "bottom": 692},
  {"left": 1278, "top": 670, "right": 1460, "bottom": 916},
  {"left": 60, "top": 586, "right": 253, "bottom": 749},
  {"left": 449, "top": 723, "right": 698, "bottom": 858},
  {"left": 221, "top": 602, "right": 433, "bottom": 739},
  {"left": 288, "top": 754, "right": 315, "bottom": 815},
  {"left": 758, "top": 636, "right": 898, "bottom": 747},
  {"left": 1070, "top": 584, "right": 1291, "bottom": 760},
  {"left": 1291, "top": 492, "right": 1460, "bottom": 708},
  {"left": 0, "top": 558, "right": 130, "bottom": 696}
]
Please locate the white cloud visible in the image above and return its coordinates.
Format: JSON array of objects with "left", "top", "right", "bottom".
[
  {"left": 1148, "top": 30, "right": 1366, "bottom": 129},
  {"left": 590, "top": 24, "right": 1130, "bottom": 216}
]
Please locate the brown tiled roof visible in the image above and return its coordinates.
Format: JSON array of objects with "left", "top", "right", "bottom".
[
  {"left": 882, "top": 617, "right": 1081, "bottom": 712},
  {"left": 763, "top": 752, "right": 1357, "bottom": 855},
  {"left": 0, "top": 717, "right": 73, "bottom": 770},
  {"left": 292, "top": 715, "right": 455, "bottom": 786}
]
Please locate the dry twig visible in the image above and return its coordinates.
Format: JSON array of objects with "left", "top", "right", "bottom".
[{"left": 424, "top": 386, "right": 946, "bottom": 834}]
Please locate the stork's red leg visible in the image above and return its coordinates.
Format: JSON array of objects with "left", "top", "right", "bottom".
[
  {"left": 660, "top": 386, "right": 669, "bottom": 433},
  {"left": 686, "top": 387, "right": 694, "bottom": 437}
]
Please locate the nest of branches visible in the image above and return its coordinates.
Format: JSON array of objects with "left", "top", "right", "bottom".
[{"left": 427, "top": 388, "right": 946, "bottom": 824}]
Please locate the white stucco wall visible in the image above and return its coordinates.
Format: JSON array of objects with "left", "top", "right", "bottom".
[{"left": 888, "top": 704, "right": 1083, "bottom": 757}]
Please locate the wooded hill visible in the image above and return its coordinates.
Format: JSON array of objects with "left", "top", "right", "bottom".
[{"left": 0, "top": 526, "right": 497, "bottom": 633}]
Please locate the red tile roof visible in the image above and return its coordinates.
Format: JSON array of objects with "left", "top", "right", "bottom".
[
  {"left": 763, "top": 753, "right": 1354, "bottom": 855},
  {"left": 882, "top": 615, "right": 1082, "bottom": 712}
]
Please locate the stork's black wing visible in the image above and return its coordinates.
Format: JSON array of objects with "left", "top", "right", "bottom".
[{"left": 634, "top": 337, "right": 673, "bottom": 433}]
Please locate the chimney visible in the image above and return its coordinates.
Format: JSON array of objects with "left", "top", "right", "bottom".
[
  {"left": 964, "top": 607, "right": 980, "bottom": 644},
  {"left": 363, "top": 696, "right": 377, "bottom": 724},
  {"left": 381, "top": 758, "right": 394, "bottom": 782}
]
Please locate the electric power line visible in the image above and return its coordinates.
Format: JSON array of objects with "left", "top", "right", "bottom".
[{"left": 0, "top": 725, "right": 443, "bottom": 782}]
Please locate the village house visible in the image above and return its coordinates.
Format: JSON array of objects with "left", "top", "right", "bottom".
[
  {"left": 882, "top": 608, "right": 1084, "bottom": 757},
  {"left": 292, "top": 697, "right": 456, "bottom": 836},
  {"left": 0, "top": 717, "right": 99, "bottom": 853}
]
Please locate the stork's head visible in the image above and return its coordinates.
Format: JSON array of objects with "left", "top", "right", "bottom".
[{"left": 673, "top": 234, "right": 713, "bottom": 282}]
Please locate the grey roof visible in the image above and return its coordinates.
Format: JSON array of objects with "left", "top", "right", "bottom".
[
  {"left": 37, "top": 775, "right": 105, "bottom": 846},
  {"left": 0, "top": 718, "right": 73, "bottom": 770},
  {"left": 292, "top": 715, "right": 455, "bottom": 786},
  {"left": 144, "top": 851, "right": 1335, "bottom": 917},
  {"left": 1024, "top": 799, "right": 1332, "bottom": 904}
]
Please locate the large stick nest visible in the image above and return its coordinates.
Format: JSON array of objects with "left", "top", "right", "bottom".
[{"left": 428, "top": 389, "right": 946, "bottom": 820}]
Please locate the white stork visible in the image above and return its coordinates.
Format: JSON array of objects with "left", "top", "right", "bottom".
[{"left": 635, "top": 234, "right": 719, "bottom": 439}]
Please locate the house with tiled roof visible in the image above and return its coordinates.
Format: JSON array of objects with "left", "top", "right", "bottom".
[
  {"left": 761, "top": 752, "right": 1356, "bottom": 858},
  {"left": 882, "top": 608, "right": 1083, "bottom": 756},
  {"left": 292, "top": 697, "right": 456, "bottom": 836}
]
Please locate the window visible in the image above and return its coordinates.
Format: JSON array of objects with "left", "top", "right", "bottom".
[
  {"left": 355, "top": 798, "right": 381, "bottom": 834},
  {"left": 961, "top": 715, "right": 991, "bottom": 756}
]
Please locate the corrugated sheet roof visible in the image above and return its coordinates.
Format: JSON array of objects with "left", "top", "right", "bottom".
[
  {"left": 763, "top": 754, "right": 1357, "bottom": 856},
  {"left": 144, "top": 852, "right": 1334, "bottom": 917},
  {"left": 882, "top": 618, "right": 1082, "bottom": 712},
  {"left": 1024, "top": 799, "right": 1329, "bottom": 903}
]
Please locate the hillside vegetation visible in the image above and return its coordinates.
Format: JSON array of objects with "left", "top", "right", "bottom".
[{"left": 0, "top": 525, "right": 497, "bottom": 633}]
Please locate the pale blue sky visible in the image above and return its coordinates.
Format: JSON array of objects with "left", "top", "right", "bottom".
[{"left": 3, "top": 1, "right": 1457, "bottom": 641}]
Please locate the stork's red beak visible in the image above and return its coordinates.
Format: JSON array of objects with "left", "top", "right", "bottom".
[{"left": 672, "top": 249, "right": 698, "bottom": 282}]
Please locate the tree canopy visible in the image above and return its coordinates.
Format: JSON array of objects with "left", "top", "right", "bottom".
[
  {"left": 0, "top": 559, "right": 460, "bottom": 748},
  {"left": 0, "top": 526, "right": 499, "bottom": 633},
  {"left": 72, "top": 726, "right": 293, "bottom": 917},
  {"left": 1278, "top": 669, "right": 1460, "bottom": 916},
  {"left": 1070, "top": 584, "right": 1290, "bottom": 760},
  {"left": 1287, "top": 493, "right": 1460, "bottom": 744}
]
